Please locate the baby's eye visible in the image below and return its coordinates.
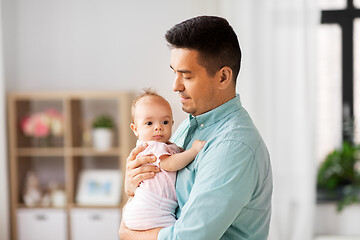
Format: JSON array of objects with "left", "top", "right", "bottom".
[
  {"left": 145, "top": 122, "right": 153, "bottom": 126},
  {"left": 163, "top": 121, "right": 169, "bottom": 125}
]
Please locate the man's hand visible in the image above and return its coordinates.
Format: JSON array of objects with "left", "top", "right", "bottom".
[{"left": 125, "top": 142, "right": 160, "bottom": 197}]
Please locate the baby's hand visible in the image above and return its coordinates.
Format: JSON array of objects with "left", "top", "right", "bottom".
[{"left": 191, "top": 140, "right": 206, "bottom": 153}]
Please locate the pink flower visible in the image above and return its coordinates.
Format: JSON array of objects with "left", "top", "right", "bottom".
[
  {"left": 33, "top": 113, "right": 50, "bottom": 137},
  {"left": 21, "top": 116, "right": 33, "bottom": 136},
  {"left": 21, "top": 109, "right": 64, "bottom": 138}
]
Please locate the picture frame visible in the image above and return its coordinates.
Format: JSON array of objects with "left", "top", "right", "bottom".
[{"left": 76, "top": 170, "right": 122, "bottom": 206}]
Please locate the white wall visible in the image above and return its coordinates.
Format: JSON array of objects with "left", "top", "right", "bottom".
[
  {"left": 0, "top": 0, "right": 9, "bottom": 239},
  {"left": 2, "top": 0, "right": 220, "bottom": 129},
  {"left": 0, "top": 1, "right": 220, "bottom": 239}
]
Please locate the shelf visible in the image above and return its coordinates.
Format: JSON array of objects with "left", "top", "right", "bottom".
[
  {"left": 17, "top": 204, "right": 67, "bottom": 209},
  {"left": 70, "top": 203, "right": 122, "bottom": 209},
  {"left": 15, "top": 147, "right": 126, "bottom": 157},
  {"left": 16, "top": 148, "right": 65, "bottom": 157},
  {"left": 71, "top": 147, "right": 122, "bottom": 156},
  {"left": 8, "top": 91, "right": 136, "bottom": 240},
  {"left": 8, "top": 91, "right": 130, "bottom": 100}
]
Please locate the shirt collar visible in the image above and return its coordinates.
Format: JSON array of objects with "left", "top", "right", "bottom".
[{"left": 188, "top": 94, "right": 242, "bottom": 129}]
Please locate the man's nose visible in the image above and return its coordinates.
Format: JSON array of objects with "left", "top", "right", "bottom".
[{"left": 173, "top": 74, "right": 184, "bottom": 92}]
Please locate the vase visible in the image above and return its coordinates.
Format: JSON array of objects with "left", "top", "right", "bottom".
[{"left": 92, "top": 128, "right": 113, "bottom": 151}]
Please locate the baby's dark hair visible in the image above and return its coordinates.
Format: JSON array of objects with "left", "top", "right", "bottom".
[{"left": 131, "top": 88, "right": 170, "bottom": 123}]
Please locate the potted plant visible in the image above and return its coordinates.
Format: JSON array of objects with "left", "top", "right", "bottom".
[
  {"left": 317, "top": 141, "right": 360, "bottom": 211},
  {"left": 92, "top": 115, "right": 114, "bottom": 151}
]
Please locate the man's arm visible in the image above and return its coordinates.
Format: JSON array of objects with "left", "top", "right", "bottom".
[
  {"left": 159, "top": 140, "right": 206, "bottom": 172},
  {"left": 119, "top": 218, "right": 161, "bottom": 240}
]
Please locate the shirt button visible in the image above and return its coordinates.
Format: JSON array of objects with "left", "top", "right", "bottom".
[{"left": 200, "top": 123, "right": 204, "bottom": 127}]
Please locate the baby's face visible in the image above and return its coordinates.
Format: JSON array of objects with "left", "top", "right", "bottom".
[{"left": 131, "top": 97, "right": 173, "bottom": 143}]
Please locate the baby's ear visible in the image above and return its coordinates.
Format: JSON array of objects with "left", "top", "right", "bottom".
[{"left": 130, "top": 123, "right": 138, "bottom": 137}]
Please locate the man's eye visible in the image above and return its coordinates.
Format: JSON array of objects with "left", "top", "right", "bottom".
[
  {"left": 146, "top": 122, "right": 153, "bottom": 126},
  {"left": 163, "top": 121, "right": 169, "bottom": 125}
]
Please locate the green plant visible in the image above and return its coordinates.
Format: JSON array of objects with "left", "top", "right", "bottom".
[
  {"left": 317, "top": 141, "right": 360, "bottom": 211},
  {"left": 92, "top": 115, "right": 114, "bottom": 129}
]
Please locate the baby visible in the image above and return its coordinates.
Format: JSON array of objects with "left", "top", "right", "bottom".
[{"left": 122, "top": 89, "right": 205, "bottom": 230}]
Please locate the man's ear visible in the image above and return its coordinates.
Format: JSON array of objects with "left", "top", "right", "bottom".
[
  {"left": 218, "top": 66, "right": 233, "bottom": 90},
  {"left": 130, "top": 123, "right": 138, "bottom": 137}
]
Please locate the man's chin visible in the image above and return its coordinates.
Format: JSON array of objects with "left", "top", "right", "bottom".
[{"left": 181, "top": 105, "right": 193, "bottom": 115}]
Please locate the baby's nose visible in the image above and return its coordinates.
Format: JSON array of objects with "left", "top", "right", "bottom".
[{"left": 154, "top": 124, "right": 163, "bottom": 131}]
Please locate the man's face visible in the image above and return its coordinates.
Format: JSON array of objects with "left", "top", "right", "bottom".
[{"left": 170, "top": 48, "right": 220, "bottom": 116}]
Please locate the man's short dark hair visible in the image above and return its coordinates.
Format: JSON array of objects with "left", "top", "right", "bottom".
[{"left": 165, "top": 16, "right": 241, "bottom": 83}]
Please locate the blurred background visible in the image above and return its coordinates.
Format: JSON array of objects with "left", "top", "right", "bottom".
[{"left": 0, "top": 0, "right": 359, "bottom": 239}]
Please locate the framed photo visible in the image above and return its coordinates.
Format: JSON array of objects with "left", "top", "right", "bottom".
[{"left": 76, "top": 170, "right": 122, "bottom": 206}]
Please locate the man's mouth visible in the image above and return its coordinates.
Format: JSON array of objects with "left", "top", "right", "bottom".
[{"left": 179, "top": 94, "right": 190, "bottom": 102}]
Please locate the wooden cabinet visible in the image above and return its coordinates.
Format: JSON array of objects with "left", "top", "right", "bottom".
[{"left": 7, "top": 92, "right": 136, "bottom": 240}]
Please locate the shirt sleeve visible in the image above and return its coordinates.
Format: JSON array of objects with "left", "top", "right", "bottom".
[{"left": 158, "top": 140, "right": 259, "bottom": 240}]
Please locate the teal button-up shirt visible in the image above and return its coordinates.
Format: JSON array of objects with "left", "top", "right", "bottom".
[{"left": 158, "top": 94, "right": 272, "bottom": 240}]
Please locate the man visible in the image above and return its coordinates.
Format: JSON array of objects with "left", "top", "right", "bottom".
[{"left": 119, "top": 16, "right": 272, "bottom": 240}]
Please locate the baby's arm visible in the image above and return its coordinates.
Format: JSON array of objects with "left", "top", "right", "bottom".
[{"left": 159, "top": 140, "right": 206, "bottom": 172}]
